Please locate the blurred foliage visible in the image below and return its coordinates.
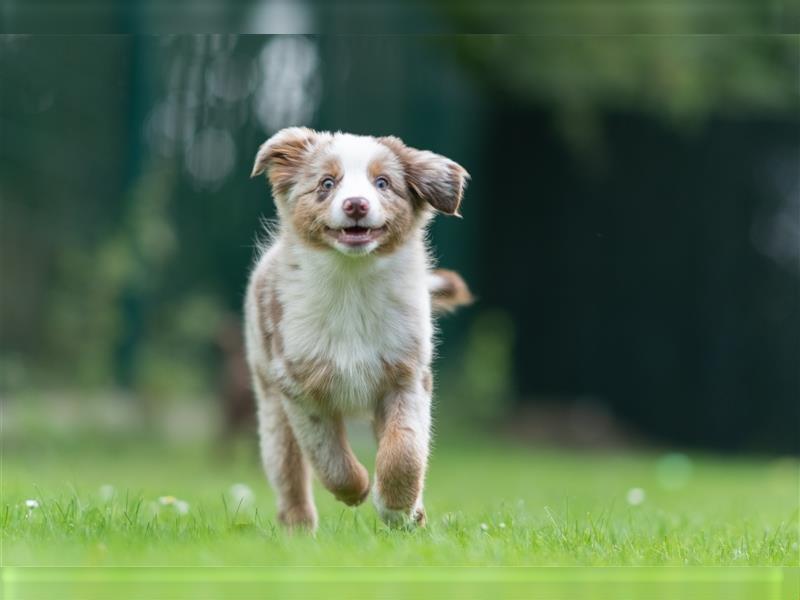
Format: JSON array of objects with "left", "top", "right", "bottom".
[
  {"left": 438, "top": 0, "right": 798, "bottom": 35},
  {"left": 442, "top": 310, "right": 516, "bottom": 425},
  {"left": 449, "top": 36, "right": 798, "bottom": 150}
]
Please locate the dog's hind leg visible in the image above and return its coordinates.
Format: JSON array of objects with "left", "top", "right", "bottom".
[{"left": 254, "top": 374, "right": 317, "bottom": 530}]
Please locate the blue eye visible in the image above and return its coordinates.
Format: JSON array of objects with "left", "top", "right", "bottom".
[
  {"left": 375, "top": 176, "right": 389, "bottom": 190},
  {"left": 321, "top": 176, "right": 336, "bottom": 191}
]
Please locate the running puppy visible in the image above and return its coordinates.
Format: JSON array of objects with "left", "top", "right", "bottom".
[{"left": 244, "top": 128, "right": 471, "bottom": 530}]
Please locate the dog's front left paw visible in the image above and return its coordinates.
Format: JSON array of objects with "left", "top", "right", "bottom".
[{"left": 373, "top": 491, "right": 426, "bottom": 528}]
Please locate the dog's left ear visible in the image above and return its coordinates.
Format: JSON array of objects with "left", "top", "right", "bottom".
[{"left": 379, "top": 136, "right": 469, "bottom": 217}]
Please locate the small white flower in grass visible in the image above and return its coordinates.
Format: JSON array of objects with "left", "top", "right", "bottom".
[
  {"left": 480, "top": 522, "right": 489, "bottom": 532},
  {"left": 25, "top": 499, "right": 39, "bottom": 510},
  {"left": 626, "top": 487, "right": 646, "bottom": 506},
  {"left": 99, "top": 484, "right": 115, "bottom": 502},
  {"left": 498, "top": 522, "right": 507, "bottom": 529},
  {"left": 228, "top": 483, "right": 255, "bottom": 507},
  {"left": 158, "top": 495, "right": 190, "bottom": 515}
]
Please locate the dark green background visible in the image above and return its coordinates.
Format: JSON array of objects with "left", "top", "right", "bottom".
[{"left": 1, "top": 16, "right": 798, "bottom": 452}]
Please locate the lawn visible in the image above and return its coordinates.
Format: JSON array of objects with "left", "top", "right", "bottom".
[{"left": 2, "top": 423, "right": 799, "bottom": 598}]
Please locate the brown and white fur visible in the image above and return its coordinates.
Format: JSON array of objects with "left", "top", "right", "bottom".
[{"left": 244, "top": 128, "right": 471, "bottom": 531}]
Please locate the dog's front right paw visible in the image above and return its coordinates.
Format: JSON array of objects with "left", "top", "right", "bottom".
[{"left": 328, "top": 462, "right": 370, "bottom": 507}]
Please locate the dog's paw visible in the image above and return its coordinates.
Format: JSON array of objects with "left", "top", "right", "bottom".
[
  {"left": 334, "top": 481, "right": 370, "bottom": 507},
  {"left": 373, "top": 491, "right": 426, "bottom": 528},
  {"left": 330, "top": 463, "right": 370, "bottom": 507},
  {"left": 277, "top": 504, "right": 318, "bottom": 533}
]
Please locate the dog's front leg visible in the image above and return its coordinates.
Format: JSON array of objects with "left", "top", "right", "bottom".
[
  {"left": 281, "top": 399, "right": 370, "bottom": 507},
  {"left": 373, "top": 383, "right": 431, "bottom": 526}
]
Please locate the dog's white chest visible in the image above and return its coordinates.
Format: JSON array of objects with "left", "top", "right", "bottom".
[{"left": 278, "top": 269, "right": 423, "bottom": 412}]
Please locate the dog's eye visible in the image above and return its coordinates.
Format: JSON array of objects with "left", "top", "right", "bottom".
[
  {"left": 320, "top": 176, "right": 336, "bottom": 191},
  {"left": 375, "top": 176, "right": 389, "bottom": 191}
]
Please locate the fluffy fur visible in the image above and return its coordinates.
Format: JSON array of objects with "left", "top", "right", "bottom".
[{"left": 244, "top": 128, "right": 471, "bottom": 530}]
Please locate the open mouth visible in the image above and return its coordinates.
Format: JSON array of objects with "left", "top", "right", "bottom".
[{"left": 326, "top": 225, "right": 387, "bottom": 247}]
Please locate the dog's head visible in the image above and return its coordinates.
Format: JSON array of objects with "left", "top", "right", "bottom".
[{"left": 251, "top": 128, "right": 469, "bottom": 256}]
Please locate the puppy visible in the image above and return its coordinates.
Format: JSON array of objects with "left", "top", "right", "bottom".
[{"left": 244, "top": 128, "right": 471, "bottom": 530}]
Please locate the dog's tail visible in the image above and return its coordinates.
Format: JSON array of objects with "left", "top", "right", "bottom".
[{"left": 428, "top": 269, "right": 473, "bottom": 314}]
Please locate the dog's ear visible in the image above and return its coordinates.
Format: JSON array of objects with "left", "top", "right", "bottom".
[
  {"left": 251, "top": 127, "right": 318, "bottom": 197},
  {"left": 379, "top": 136, "right": 469, "bottom": 216}
]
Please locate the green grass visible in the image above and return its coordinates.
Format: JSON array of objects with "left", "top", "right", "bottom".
[{"left": 3, "top": 430, "right": 798, "bottom": 569}]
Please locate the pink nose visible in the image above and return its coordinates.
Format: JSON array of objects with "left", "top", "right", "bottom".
[{"left": 343, "top": 197, "right": 369, "bottom": 219}]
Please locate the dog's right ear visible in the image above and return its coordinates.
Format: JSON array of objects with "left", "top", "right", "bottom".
[{"left": 251, "top": 127, "right": 318, "bottom": 196}]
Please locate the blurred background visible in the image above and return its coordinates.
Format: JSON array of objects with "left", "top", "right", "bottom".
[{"left": 1, "top": 5, "right": 798, "bottom": 457}]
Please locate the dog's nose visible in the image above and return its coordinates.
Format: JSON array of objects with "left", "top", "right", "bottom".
[{"left": 343, "top": 197, "right": 369, "bottom": 219}]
